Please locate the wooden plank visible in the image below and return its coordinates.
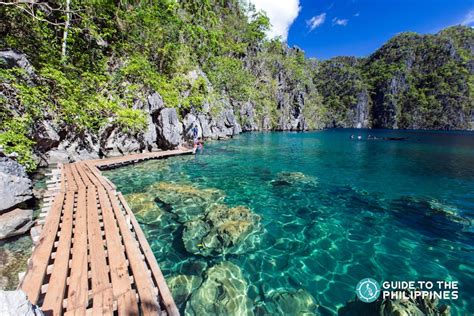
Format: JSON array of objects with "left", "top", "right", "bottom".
[
  {"left": 63, "top": 165, "right": 75, "bottom": 191},
  {"left": 117, "top": 290, "right": 139, "bottom": 316},
  {"left": 91, "top": 288, "right": 114, "bottom": 316},
  {"left": 64, "top": 306, "right": 86, "bottom": 316},
  {"left": 21, "top": 191, "right": 66, "bottom": 304},
  {"left": 119, "top": 193, "right": 179, "bottom": 316},
  {"left": 70, "top": 163, "right": 86, "bottom": 189},
  {"left": 109, "top": 191, "right": 160, "bottom": 316},
  {"left": 97, "top": 187, "right": 139, "bottom": 315},
  {"left": 23, "top": 149, "right": 193, "bottom": 315},
  {"left": 66, "top": 188, "right": 89, "bottom": 312},
  {"left": 86, "top": 187, "right": 113, "bottom": 313},
  {"left": 60, "top": 163, "right": 66, "bottom": 192},
  {"left": 42, "top": 191, "right": 75, "bottom": 314},
  {"left": 84, "top": 163, "right": 114, "bottom": 192},
  {"left": 76, "top": 162, "right": 94, "bottom": 188}
]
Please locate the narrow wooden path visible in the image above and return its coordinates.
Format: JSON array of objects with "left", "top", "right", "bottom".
[{"left": 20, "top": 149, "right": 193, "bottom": 315}]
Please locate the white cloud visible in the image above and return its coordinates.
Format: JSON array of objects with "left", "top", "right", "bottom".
[
  {"left": 332, "top": 17, "right": 348, "bottom": 26},
  {"left": 248, "top": 0, "right": 301, "bottom": 41},
  {"left": 462, "top": 9, "right": 474, "bottom": 26},
  {"left": 354, "top": 12, "right": 360, "bottom": 17},
  {"left": 307, "top": 13, "right": 327, "bottom": 31}
]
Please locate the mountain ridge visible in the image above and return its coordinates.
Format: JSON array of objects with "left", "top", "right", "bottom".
[{"left": 0, "top": 1, "right": 473, "bottom": 171}]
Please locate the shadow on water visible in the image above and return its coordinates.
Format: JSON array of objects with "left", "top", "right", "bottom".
[{"left": 389, "top": 197, "right": 472, "bottom": 242}]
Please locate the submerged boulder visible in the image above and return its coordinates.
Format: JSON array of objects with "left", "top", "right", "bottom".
[
  {"left": 183, "top": 204, "right": 261, "bottom": 257},
  {"left": 271, "top": 171, "right": 318, "bottom": 187},
  {"left": 338, "top": 293, "right": 450, "bottom": 316},
  {"left": 124, "top": 192, "right": 165, "bottom": 225},
  {"left": 261, "top": 289, "right": 318, "bottom": 315},
  {"left": 167, "top": 275, "right": 202, "bottom": 309},
  {"left": 380, "top": 295, "right": 450, "bottom": 316},
  {"left": 185, "top": 262, "right": 253, "bottom": 316},
  {"left": 148, "top": 182, "right": 225, "bottom": 222},
  {"left": 0, "top": 157, "right": 33, "bottom": 212},
  {"left": 0, "top": 241, "right": 31, "bottom": 290}
]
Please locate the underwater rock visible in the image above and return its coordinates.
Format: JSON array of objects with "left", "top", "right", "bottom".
[
  {"left": 167, "top": 274, "right": 203, "bottom": 309},
  {"left": 185, "top": 261, "right": 253, "bottom": 316},
  {"left": 262, "top": 289, "right": 318, "bottom": 315},
  {"left": 124, "top": 192, "right": 164, "bottom": 225},
  {"left": 148, "top": 182, "right": 225, "bottom": 222},
  {"left": 380, "top": 295, "right": 450, "bottom": 316},
  {"left": 183, "top": 204, "right": 261, "bottom": 257},
  {"left": 0, "top": 244, "right": 31, "bottom": 290},
  {"left": 271, "top": 171, "right": 318, "bottom": 187},
  {"left": 390, "top": 197, "right": 471, "bottom": 239},
  {"left": 338, "top": 293, "right": 450, "bottom": 316}
]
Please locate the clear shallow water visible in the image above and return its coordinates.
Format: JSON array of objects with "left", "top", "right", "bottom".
[{"left": 104, "top": 130, "right": 474, "bottom": 315}]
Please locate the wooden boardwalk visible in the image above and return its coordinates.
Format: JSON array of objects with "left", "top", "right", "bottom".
[{"left": 20, "top": 148, "right": 193, "bottom": 315}]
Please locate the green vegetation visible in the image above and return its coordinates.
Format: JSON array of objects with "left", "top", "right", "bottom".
[{"left": 0, "top": 1, "right": 473, "bottom": 171}]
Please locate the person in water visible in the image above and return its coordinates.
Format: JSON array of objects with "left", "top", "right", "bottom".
[{"left": 193, "top": 137, "right": 204, "bottom": 154}]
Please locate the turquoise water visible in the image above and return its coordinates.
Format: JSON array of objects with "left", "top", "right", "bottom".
[{"left": 104, "top": 130, "right": 474, "bottom": 315}]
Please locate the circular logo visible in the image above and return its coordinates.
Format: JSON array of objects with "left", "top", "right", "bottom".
[{"left": 356, "top": 278, "right": 381, "bottom": 303}]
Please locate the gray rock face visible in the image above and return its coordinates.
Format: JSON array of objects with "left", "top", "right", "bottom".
[
  {"left": 100, "top": 126, "right": 144, "bottom": 157},
  {"left": 262, "top": 115, "right": 272, "bottom": 130},
  {"left": 239, "top": 102, "right": 258, "bottom": 131},
  {"left": 0, "top": 157, "right": 32, "bottom": 212},
  {"left": 0, "top": 208, "right": 33, "bottom": 240},
  {"left": 198, "top": 114, "right": 213, "bottom": 139},
  {"left": 372, "top": 72, "right": 408, "bottom": 129},
  {"left": 353, "top": 90, "right": 370, "bottom": 128},
  {"left": 0, "top": 290, "right": 43, "bottom": 315},
  {"left": 183, "top": 113, "right": 201, "bottom": 140},
  {"left": 131, "top": 92, "right": 164, "bottom": 151},
  {"left": 143, "top": 116, "right": 158, "bottom": 151},
  {"left": 156, "top": 108, "right": 183, "bottom": 149},
  {"left": 211, "top": 109, "right": 241, "bottom": 139},
  {"left": 33, "top": 121, "right": 60, "bottom": 152},
  {"left": 0, "top": 50, "right": 35, "bottom": 77},
  {"left": 47, "top": 133, "right": 100, "bottom": 164},
  {"left": 147, "top": 92, "right": 164, "bottom": 113}
]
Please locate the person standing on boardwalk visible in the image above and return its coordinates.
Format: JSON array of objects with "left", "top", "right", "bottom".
[{"left": 192, "top": 125, "right": 199, "bottom": 154}]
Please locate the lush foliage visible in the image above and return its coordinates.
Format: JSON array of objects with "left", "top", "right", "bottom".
[{"left": 0, "top": 0, "right": 472, "bottom": 171}]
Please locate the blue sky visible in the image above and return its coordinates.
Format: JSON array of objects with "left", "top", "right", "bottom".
[{"left": 250, "top": 0, "right": 474, "bottom": 60}]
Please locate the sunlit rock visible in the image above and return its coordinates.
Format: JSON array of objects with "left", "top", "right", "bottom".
[
  {"left": 262, "top": 289, "right": 318, "bottom": 315},
  {"left": 185, "top": 261, "right": 253, "bottom": 316},
  {"left": 271, "top": 171, "right": 318, "bottom": 187},
  {"left": 148, "top": 182, "right": 225, "bottom": 222},
  {"left": 124, "top": 192, "right": 164, "bottom": 224},
  {"left": 338, "top": 293, "right": 451, "bottom": 316},
  {"left": 167, "top": 274, "right": 203, "bottom": 309},
  {"left": 183, "top": 204, "right": 261, "bottom": 257}
]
